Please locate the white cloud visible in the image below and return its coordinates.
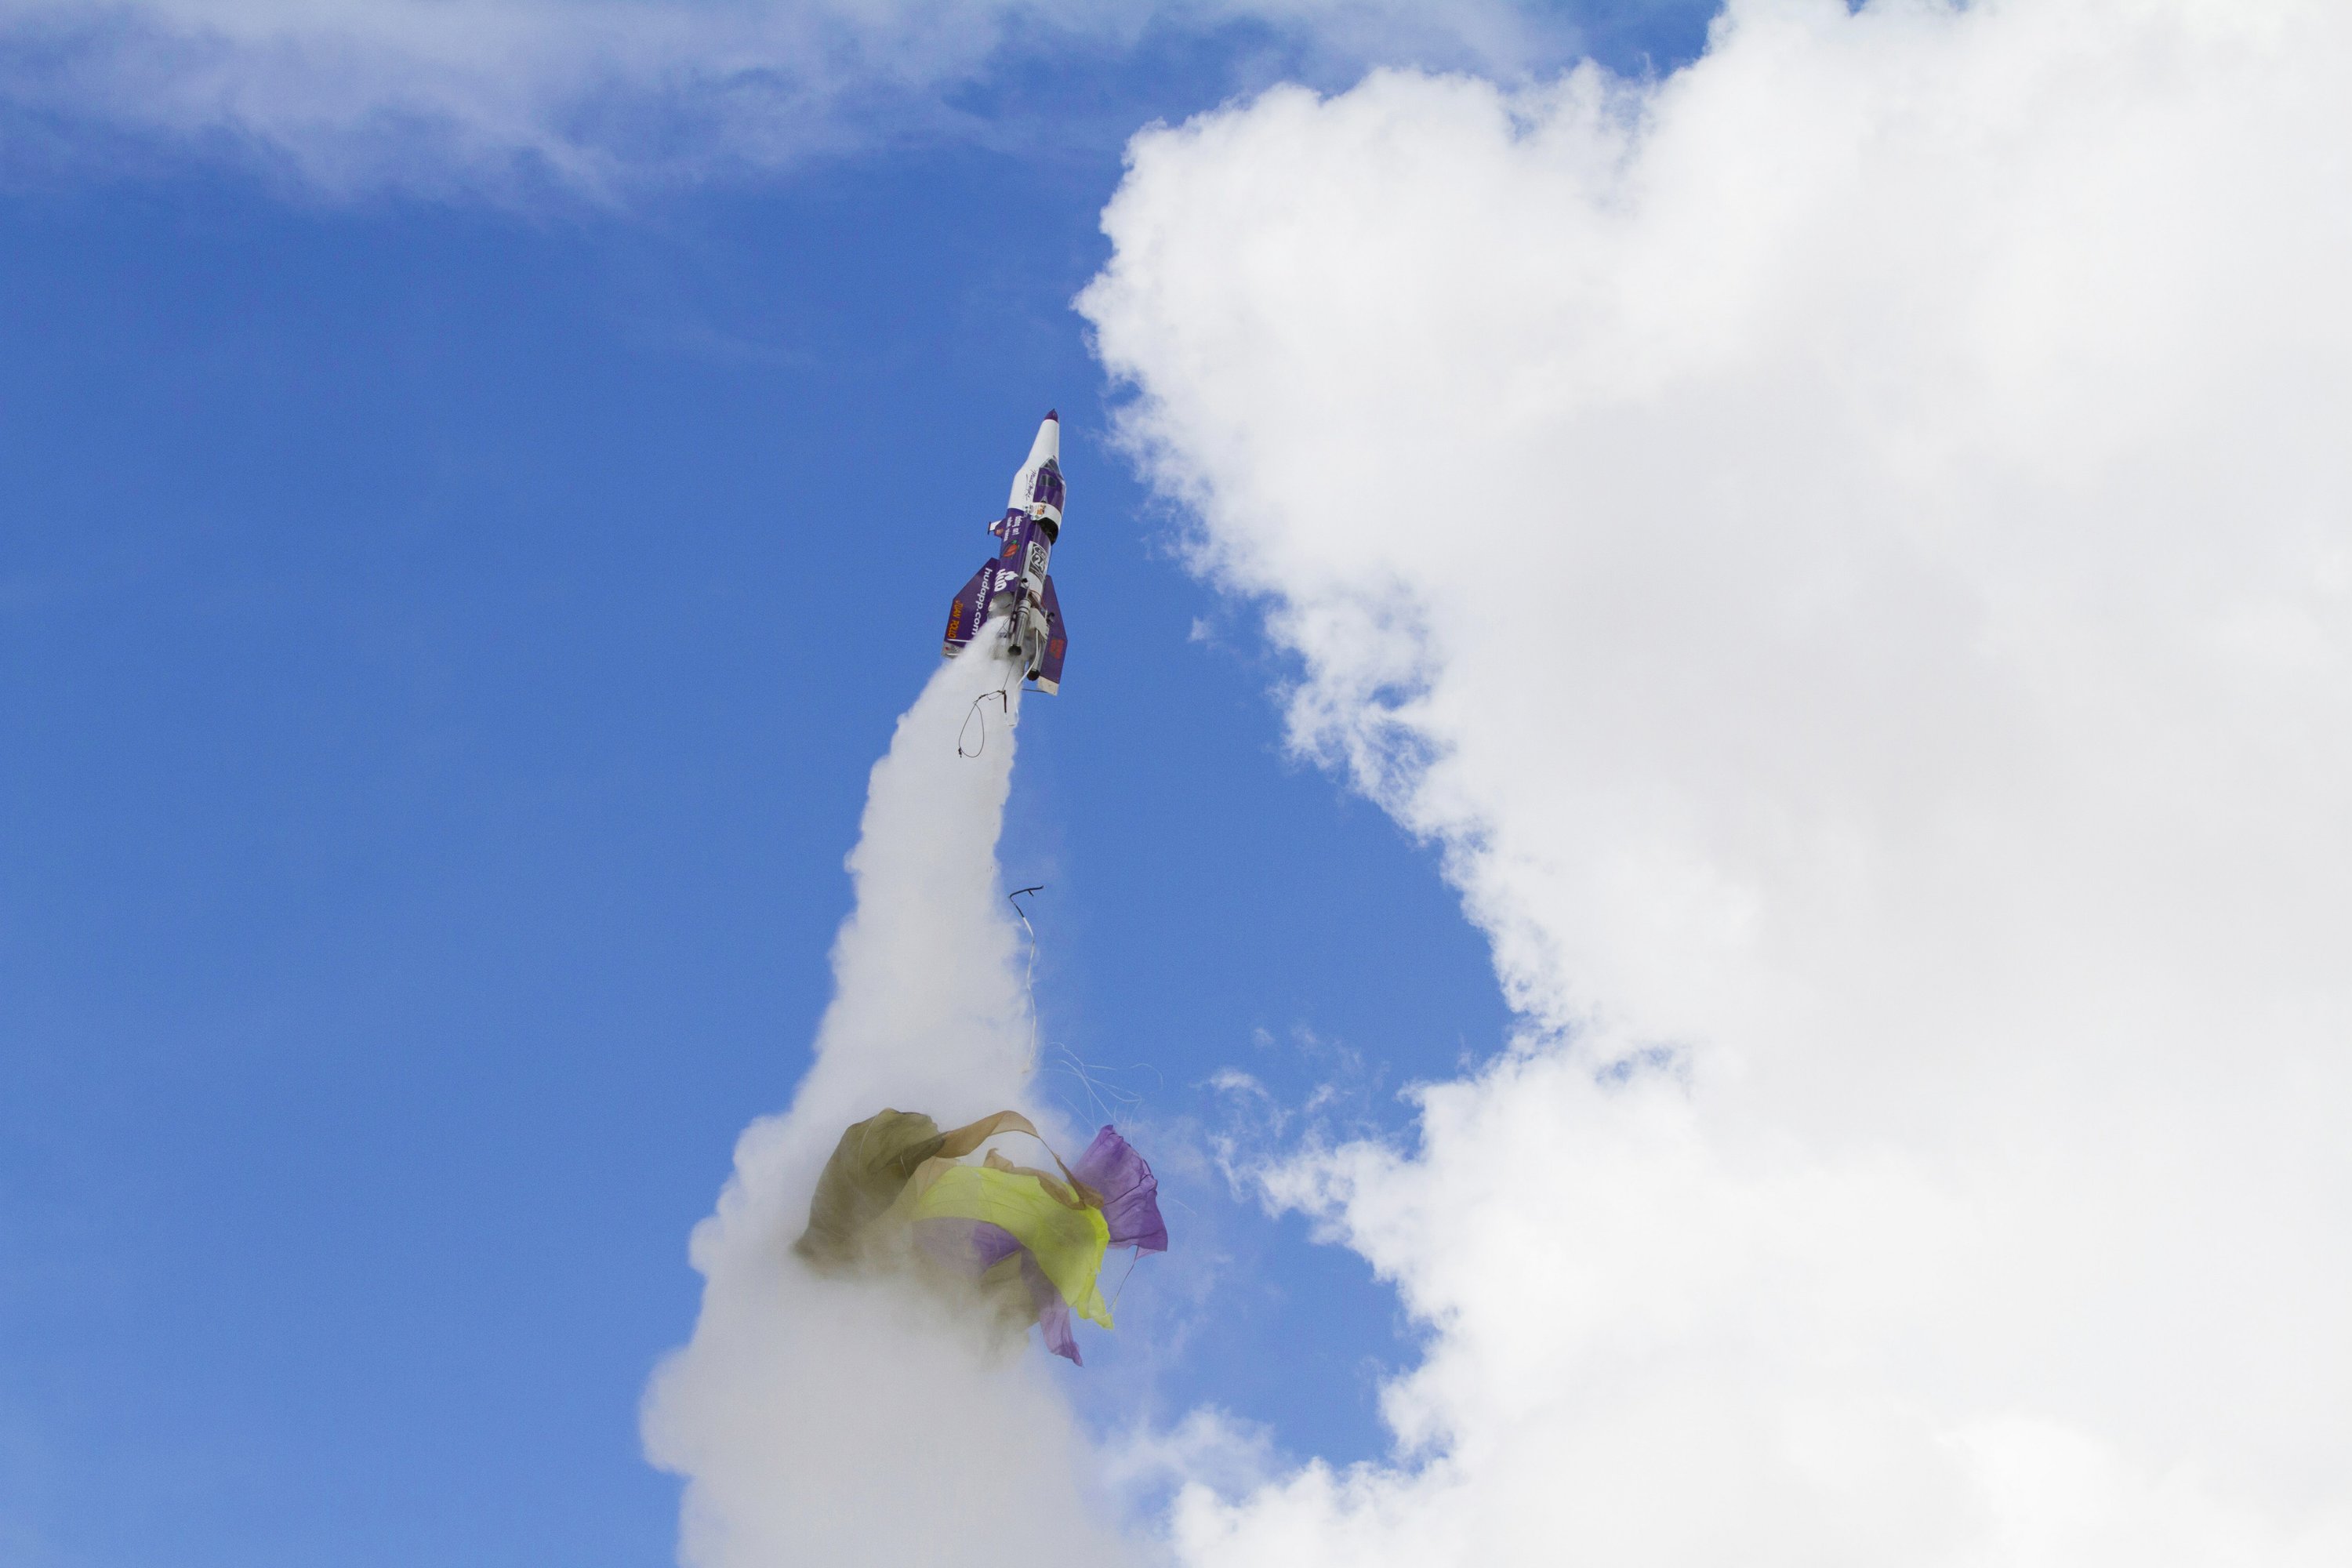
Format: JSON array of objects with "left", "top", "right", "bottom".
[
  {"left": 0, "top": 0, "right": 1571, "bottom": 194},
  {"left": 1082, "top": 0, "right": 2352, "bottom": 1560}
]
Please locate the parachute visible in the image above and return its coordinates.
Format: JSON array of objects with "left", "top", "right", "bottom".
[{"left": 795, "top": 1109, "right": 1168, "bottom": 1364}]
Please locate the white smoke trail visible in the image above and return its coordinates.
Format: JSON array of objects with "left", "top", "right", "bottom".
[{"left": 642, "top": 641, "right": 1134, "bottom": 1567}]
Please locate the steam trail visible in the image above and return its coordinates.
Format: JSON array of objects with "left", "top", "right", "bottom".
[{"left": 643, "top": 641, "right": 1131, "bottom": 1566}]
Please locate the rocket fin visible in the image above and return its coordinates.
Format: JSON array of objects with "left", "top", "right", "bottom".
[
  {"left": 943, "top": 561, "right": 992, "bottom": 655},
  {"left": 1033, "top": 572, "right": 1067, "bottom": 694}
]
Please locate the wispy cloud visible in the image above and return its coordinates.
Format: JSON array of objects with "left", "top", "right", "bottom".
[{"left": 0, "top": 0, "right": 1582, "bottom": 196}]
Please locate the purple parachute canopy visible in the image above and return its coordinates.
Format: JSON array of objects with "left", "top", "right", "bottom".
[
  {"left": 913, "top": 1216, "right": 1021, "bottom": 1272},
  {"left": 1025, "top": 1255, "right": 1080, "bottom": 1363},
  {"left": 913, "top": 1216, "right": 1083, "bottom": 1363},
  {"left": 901, "top": 1123, "right": 1167, "bottom": 1367},
  {"left": 1071, "top": 1126, "right": 1169, "bottom": 1254}
]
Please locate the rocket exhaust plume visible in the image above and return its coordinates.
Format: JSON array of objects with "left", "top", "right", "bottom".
[{"left": 642, "top": 641, "right": 1132, "bottom": 1567}]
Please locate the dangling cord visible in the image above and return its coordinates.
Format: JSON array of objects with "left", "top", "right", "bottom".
[
  {"left": 958, "top": 688, "right": 1006, "bottom": 757},
  {"left": 999, "top": 884, "right": 1109, "bottom": 1203},
  {"left": 1009, "top": 884, "right": 1044, "bottom": 1075},
  {"left": 941, "top": 888, "right": 1083, "bottom": 1193},
  {"left": 956, "top": 662, "right": 1023, "bottom": 758},
  {"left": 1108, "top": 1248, "right": 1143, "bottom": 1312}
]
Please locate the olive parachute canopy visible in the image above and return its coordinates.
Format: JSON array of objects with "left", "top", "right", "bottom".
[{"left": 794, "top": 1109, "right": 1168, "bottom": 1364}]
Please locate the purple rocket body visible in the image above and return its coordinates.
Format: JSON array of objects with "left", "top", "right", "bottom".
[{"left": 943, "top": 412, "right": 1069, "bottom": 693}]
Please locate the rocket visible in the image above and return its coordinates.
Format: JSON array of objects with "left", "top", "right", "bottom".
[{"left": 942, "top": 412, "right": 1068, "bottom": 694}]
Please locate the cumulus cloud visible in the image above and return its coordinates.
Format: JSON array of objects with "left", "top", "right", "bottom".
[
  {"left": 0, "top": 0, "right": 1573, "bottom": 194},
  {"left": 642, "top": 646, "right": 1136, "bottom": 1567},
  {"left": 1083, "top": 0, "right": 2352, "bottom": 1560}
]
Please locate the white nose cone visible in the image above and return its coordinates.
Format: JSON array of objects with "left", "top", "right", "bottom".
[
  {"left": 1026, "top": 410, "right": 1059, "bottom": 468},
  {"left": 1006, "top": 409, "right": 1065, "bottom": 521}
]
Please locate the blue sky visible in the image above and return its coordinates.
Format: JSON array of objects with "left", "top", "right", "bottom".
[{"left": 0, "top": 9, "right": 1723, "bottom": 1563}]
